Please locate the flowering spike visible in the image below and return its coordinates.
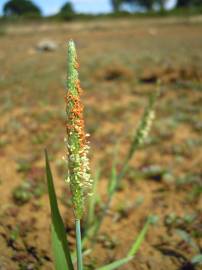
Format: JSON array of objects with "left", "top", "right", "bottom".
[
  {"left": 127, "top": 92, "right": 158, "bottom": 162},
  {"left": 65, "top": 40, "right": 92, "bottom": 219}
]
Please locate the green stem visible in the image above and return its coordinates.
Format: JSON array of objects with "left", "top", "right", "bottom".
[
  {"left": 76, "top": 219, "right": 83, "bottom": 270},
  {"left": 86, "top": 163, "right": 129, "bottom": 243}
]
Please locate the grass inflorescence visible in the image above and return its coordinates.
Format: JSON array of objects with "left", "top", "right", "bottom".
[{"left": 64, "top": 40, "right": 92, "bottom": 220}]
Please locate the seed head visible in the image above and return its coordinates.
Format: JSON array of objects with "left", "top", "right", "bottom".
[
  {"left": 126, "top": 92, "right": 158, "bottom": 162},
  {"left": 65, "top": 40, "right": 92, "bottom": 219}
]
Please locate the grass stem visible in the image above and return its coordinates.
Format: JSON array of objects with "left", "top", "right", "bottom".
[{"left": 76, "top": 219, "right": 83, "bottom": 270}]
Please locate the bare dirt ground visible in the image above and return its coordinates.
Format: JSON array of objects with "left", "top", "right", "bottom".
[{"left": 0, "top": 18, "right": 202, "bottom": 269}]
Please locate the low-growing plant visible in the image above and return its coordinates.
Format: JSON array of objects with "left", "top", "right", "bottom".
[
  {"left": 13, "top": 178, "right": 46, "bottom": 205},
  {"left": 45, "top": 40, "right": 158, "bottom": 270}
]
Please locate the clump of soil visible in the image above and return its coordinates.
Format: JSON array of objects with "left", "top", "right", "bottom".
[{"left": 140, "top": 66, "right": 202, "bottom": 84}]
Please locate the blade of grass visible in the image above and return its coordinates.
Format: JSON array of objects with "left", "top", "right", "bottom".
[
  {"left": 87, "top": 165, "right": 118, "bottom": 243},
  {"left": 51, "top": 224, "right": 71, "bottom": 270},
  {"left": 128, "top": 215, "right": 158, "bottom": 258},
  {"left": 127, "top": 217, "right": 150, "bottom": 257},
  {"left": 107, "top": 165, "right": 117, "bottom": 197},
  {"left": 107, "top": 140, "right": 121, "bottom": 197},
  {"left": 86, "top": 147, "right": 120, "bottom": 242},
  {"left": 97, "top": 216, "right": 153, "bottom": 270},
  {"left": 45, "top": 150, "right": 74, "bottom": 270},
  {"left": 97, "top": 256, "right": 133, "bottom": 270}
]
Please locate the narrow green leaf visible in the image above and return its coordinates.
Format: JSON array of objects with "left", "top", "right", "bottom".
[
  {"left": 107, "top": 165, "right": 117, "bottom": 197},
  {"left": 51, "top": 224, "right": 69, "bottom": 270},
  {"left": 127, "top": 218, "right": 150, "bottom": 257},
  {"left": 45, "top": 150, "right": 74, "bottom": 270},
  {"left": 108, "top": 141, "right": 120, "bottom": 196},
  {"left": 97, "top": 256, "right": 133, "bottom": 270},
  {"left": 96, "top": 218, "right": 152, "bottom": 270}
]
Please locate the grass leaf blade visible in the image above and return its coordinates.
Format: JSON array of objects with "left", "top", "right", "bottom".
[
  {"left": 51, "top": 224, "right": 70, "bottom": 270},
  {"left": 45, "top": 150, "right": 74, "bottom": 270},
  {"left": 107, "top": 165, "right": 117, "bottom": 197},
  {"left": 127, "top": 218, "right": 150, "bottom": 257},
  {"left": 97, "top": 256, "right": 133, "bottom": 270}
]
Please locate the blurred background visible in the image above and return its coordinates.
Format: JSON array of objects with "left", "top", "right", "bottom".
[
  {"left": 0, "top": 0, "right": 202, "bottom": 18},
  {"left": 0, "top": 1, "right": 202, "bottom": 270}
]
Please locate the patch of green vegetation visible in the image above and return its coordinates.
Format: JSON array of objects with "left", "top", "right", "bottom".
[
  {"left": 141, "top": 165, "right": 174, "bottom": 183},
  {"left": 12, "top": 179, "right": 46, "bottom": 205},
  {"left": 98, "top": 233, "right": 118, "bottom": 249},
  {"left": 184, "top": 138, "right": 202, "bottom": 148},
  {"left": 183, "top": 213, "right": 197, "bottom": 224},
  {"left": 16, "top": 159, "right": 32, "bottom": 173},
  {"left": 165, "top": 212, "right": 197, "bottom": 227},
  {"left": 174, "top": 81, "right": 202, "bottom": 92},
  {"left": 188, "top": 185, "right": 202, "bottom": 201},
  {"left": 165, "top": 212, "right": 178, "bottom": 226},
  {"left": 10, "top": 225, "right": 20, "bottom": 241},
  {"left": 31, "top": 132, "right": 48, "bottom": 145},
  {"left": 175, "top": 173, "right": 202, "bottom": 201},
  {"left": 176, "top": 173, "right": 201, "bottom": 186},
  {"left": 84, "top": 259, "right": 98, "bottom": 270},
  {"left": 176, "top": 228, "right": 199, "bottom": 252}
]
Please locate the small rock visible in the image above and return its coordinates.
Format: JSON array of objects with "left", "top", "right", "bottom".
[{"left": 36, "top": 40, "right": 58, "bottom": 52}]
